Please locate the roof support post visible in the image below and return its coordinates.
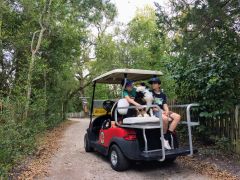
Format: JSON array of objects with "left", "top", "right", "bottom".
[{"left": 89, "top": 82, "right": 96, "bottom": 127}]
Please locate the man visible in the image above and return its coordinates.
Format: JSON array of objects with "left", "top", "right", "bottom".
[{"left": 149, "top": 77, "right": 181, "bottom": 149}]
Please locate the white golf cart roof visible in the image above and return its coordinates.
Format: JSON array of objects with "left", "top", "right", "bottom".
[{"left": 92, "top": 69, "right": 163, "bottom": 84}]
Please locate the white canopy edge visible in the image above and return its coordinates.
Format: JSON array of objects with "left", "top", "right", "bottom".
[{"left": 92, "top": 69, "right": 163, "bottom": 84}]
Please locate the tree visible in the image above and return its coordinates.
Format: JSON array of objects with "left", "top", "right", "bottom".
[
  {"left": 155, "top": 0, "right": 240, "bottom": 115},
  {"left": 0, "top": 0, "right": 117, "bottom": 175},
  {"left": 25, "top": 0, "right": 52, "bottom": 118},
  {"left": 86, "top": 6, "right": 175, "bottom": 100},
  {"left": 127, "top": 6, "right": 176, "bottom": 98}
]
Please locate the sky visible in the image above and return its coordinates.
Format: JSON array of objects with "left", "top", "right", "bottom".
[{"left": 111, "top": 0, "right": 169, "bottom": 24}]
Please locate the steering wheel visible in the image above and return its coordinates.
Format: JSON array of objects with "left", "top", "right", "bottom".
[{"left": 102, "top": 100, "right": 115, "bottom": 113}]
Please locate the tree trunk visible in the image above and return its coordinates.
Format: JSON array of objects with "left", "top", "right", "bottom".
[
  {"left": 0, "top": 2, "right": 4, "bottom": 95},
  {"left": 24, "top": 0, "right": 52, "bottom": 118},
  {"left": 44, "top": 68, "right": 47, "bottom": 120},
  {"left": 25, "top": 29, "right": 45, "bottom": 118}
]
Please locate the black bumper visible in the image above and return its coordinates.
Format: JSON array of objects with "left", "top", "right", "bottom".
[
  {"left": 140, "top": 147, "right": 198, "bottom": 161},
  {"left": 112, "top": 138, "right": 197, "bottom": 161}
]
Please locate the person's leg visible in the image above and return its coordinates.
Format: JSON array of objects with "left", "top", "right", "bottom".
[
  {"left": 163, "top": 112, "right": 180, "bottom": 149},
  {"left": 154, "top": 110, "right": 168, "bottom": 133},
  {"left": 162, "top": 113, "right": 169, "bottom": 134},
  {"left": 154, "top": 110, "right": 171, "bottom": 149},
  {"left": 168, "top": 112, "right": 181, "bottom": 132},
  {"left": 162, "top": 113, "right": 171, "bottom": 149}
]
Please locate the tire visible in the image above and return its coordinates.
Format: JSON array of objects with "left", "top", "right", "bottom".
[
  {"left": 84, "top": 133, "right": 93, "bottom": 152},
  {"left": 164, "top": 157, "right": 177, "bottom": 164},
  {"left": 109, "top": 145, "right": 130, "bottom": 171}
]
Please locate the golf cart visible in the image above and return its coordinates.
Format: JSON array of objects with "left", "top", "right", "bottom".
[{"left": 84, "top": 69, "right": 199, "bottom": 171}]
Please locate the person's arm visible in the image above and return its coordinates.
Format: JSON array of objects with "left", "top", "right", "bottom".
[
  {"left": 162, "top": 93, "right": 169, "bottom": 115},
  {"left": 125, "top": 95, "right": 141, "bottom": 107}
]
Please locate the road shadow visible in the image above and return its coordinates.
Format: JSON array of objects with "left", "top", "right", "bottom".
[{"left": 89, "top": 150, "right": 179, "bottom": 172}]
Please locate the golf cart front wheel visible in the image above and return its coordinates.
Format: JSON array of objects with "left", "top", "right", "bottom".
[
  {"left": 109, "top": 145, "right": 130, "bottom": 171},
  {"left": 84, "top": 134, "right": 93, "bottom": 152}
]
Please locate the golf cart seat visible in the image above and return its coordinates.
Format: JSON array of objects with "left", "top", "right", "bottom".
[
  {"left": 122, "top": 116, "right": 159, "bottom": 124},
  {"left": 111, "top": 100, "right": 126, "bottom": 122}
]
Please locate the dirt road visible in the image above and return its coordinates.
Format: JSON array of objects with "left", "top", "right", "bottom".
[{"left": 44, "top": 118, "right": 211, "bottom": 180}]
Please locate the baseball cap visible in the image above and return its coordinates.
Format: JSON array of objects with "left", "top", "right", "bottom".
[
  {"left": 121, "top": 79, "right": 133, "bottom": 87},
  {"left": 148, "top": 77, "right": 161, "bottom": 84}
]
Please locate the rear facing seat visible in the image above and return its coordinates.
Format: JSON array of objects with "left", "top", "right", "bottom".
[{"left": 122, "top": 116, "right": 160, "bottom": 124}]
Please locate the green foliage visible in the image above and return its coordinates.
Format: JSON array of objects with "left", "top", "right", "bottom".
[
  {"left": 91, "top": 6, "right": 176, "bottom": 99},
  {"left": 0, "top": 0, "right": 117, "bottom": 176},
  {"left": 0, "top": 99, "right": 47, "bottom": 177},
  {"left": 154, "top": 1, "right": 240, "bottom": 150},
  {"left": 3, "top": 0, "right": 238, "bottom": 174},
  {"left": 127, "top": 6, "right": 176, "bottom": 99},
  {"left": 215, "top": 136, "right": 231, "bottom": 151},
  {"left": 155, "top": 0, "right": 240, "bottom": 115}
]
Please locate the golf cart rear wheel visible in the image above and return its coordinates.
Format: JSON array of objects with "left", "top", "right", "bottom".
[
  {"left": 84, "top": 134, "right": 93, "bottom": 152},
  {"left": 109, "top": 145, "right": 130, "bottom": 171},
  {"left": 164, "top": 157, "right": 176, "bottom": 164}
]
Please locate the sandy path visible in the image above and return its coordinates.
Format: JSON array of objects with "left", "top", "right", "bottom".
[{"left": 42, "top": 118, "right": 210, "bottom": 180}]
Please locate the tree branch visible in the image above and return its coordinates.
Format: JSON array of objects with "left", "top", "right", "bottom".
[
  {"left": 31, "top": 30, "right": 40, "bottom": 53},
  {"left": 68, "top": 81, "right": 92, "bottom": 100}
]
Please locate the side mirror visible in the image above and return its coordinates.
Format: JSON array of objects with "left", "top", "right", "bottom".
[{"left": 102, "top": 119, "right": 111, "bottom": 129}]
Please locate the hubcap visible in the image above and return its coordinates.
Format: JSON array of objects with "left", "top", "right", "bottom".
[{"left": 111, "top": 150, "right": 118, "bottom": 166}]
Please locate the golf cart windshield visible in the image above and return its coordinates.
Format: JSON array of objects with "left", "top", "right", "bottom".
[{"left": 92, "top": 69, "right": 163, "bottom": 84}]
